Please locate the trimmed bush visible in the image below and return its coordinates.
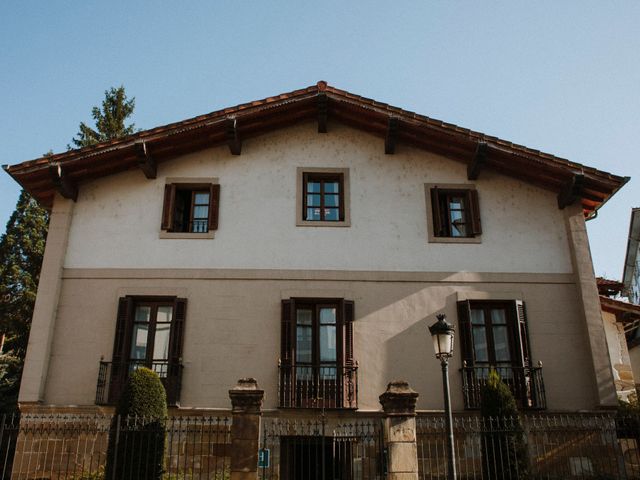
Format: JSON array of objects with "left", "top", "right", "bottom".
[
  {"left": 105, "top": 368, "right": 168, "bottom": 480},
  {"left": 480, "top": 369, "right": 529, "bottom": 480}
]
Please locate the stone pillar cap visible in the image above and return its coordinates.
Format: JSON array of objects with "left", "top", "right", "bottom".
[
  {"left": 229, "top": 378, "right": 264, "bottom": 414},
  {"left": 379, "top": 380, "right": 419, "bottom": 416}
]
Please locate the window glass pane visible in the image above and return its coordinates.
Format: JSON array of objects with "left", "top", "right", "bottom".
[
  {"left": 306, "top": 208, "right": 321, "bottom": 221},
  {"left": 192, "top": 205, "right": 209, "bottom": 219},
  {"left": 296, "top": 326, "right": 312, "bottom": 363},
  {"left": 307, "top": 194, "right": 321, "bottom": 207},
  {"left": 319, "top": 307, "right": 336, "bottom": 325},
  {"left": 135, "top": 306, "right": 151, "bottom": 323},
  {"left": 449, "top": 197, "right": 464, "bottom": 210},
  {"left": 472, "top": 326, "right": 488, "bottom": 362},
  {"left": 324, "top": 182, "right": 340, "bottom": 193},
  {"left": 320, "top": 366, "right": 337, "bottom": 380},
  {"left": 130, "top": 324, "right": 148, "bottom": 360},
  {"left": 490, "top": 308, "right": 507, "bottom": 325},
  {"left": 451, "top": 222, "right": 466, "bottom": 237},
  {"left": 191, "top": 219, "right": 208, "bottom": 233},
  {"left": 157, "top": 306, "right": 173, "bottom": 323},
  {"left": 153, "top": 323, "right": 171, "bottom": 360},
  {"left": 307, "top": 182, "right": 321, "bottom": 193},
  {"left": 324, "top": 194, "right": 340, "bottom": 207},
  {"left": 324, "top": 208, "right": 339, "bottom": 221},
  {"left": 470, "top": 309, "right": 485, "bottom": 325},
  {"left": 194, "top": 192, "right": 209, "bottom": 204},
  {"left": 320, "top": 325, "right": 337, "bottom": 362},
  {"left": 297, "top": 309, "right": 312, "bottom": 325},
  {"left": 493, "top": 326, "right": 511, "bottom": 362}
]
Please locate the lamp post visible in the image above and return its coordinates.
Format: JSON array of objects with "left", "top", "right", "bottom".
[{"left": 429, "top": 313, "right": 457, "bottom": 480}]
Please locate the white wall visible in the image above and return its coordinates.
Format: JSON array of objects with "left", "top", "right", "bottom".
[{"left": 64, "top": 122, "right": 573, "bottom": 273}]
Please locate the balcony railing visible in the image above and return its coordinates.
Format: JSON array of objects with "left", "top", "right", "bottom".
[
  {"left": 278, "top": 363, "right": 358, "bottom": 409},
  {"left": 461, "top": 365, "right": 546, "bottom": 410},
  {"left": 96, "top": 360, "right": 183, "bottom": 406}
]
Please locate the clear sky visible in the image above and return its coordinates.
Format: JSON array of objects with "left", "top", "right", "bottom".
[{"left": 1, "top": 1, "right": 638, "bottom": 278}]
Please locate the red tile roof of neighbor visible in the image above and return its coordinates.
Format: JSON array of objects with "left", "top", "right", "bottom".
[
  {"left": 3, "top": 81, "right": 629, "bottom": 213},
  {"left": 600, "top": 296, "right": 640, "bottom": 321},
  {"left": 596, "top": 277, "right": 625, "bottom": 296}
]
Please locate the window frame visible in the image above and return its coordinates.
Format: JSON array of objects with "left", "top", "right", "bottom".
[
  {"left": 424, "top": 183, "right": 482, "bottom": 244},
  {"left": 296, "top": 168, "right": 351, "bottom": 227},
  {"left": 160, "top": 177, "right": 220, "bottom": 239}
]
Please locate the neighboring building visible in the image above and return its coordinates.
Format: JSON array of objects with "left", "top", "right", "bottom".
[
  {"left": 3, "top": 81, "right": 629, "bottom": 416},
  {"left": 623, "top": 208, "right": 640, "bottom": 304}
]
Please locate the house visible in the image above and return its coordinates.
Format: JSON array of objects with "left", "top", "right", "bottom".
[
  {"left": 3, "top": 81, "right": 629, "bottom": 418},
  {"left": 623, "top": 208, "right": 640, "bottom": 305}
]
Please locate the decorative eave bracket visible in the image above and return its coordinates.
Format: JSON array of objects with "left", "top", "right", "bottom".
[
  {"left": 557, "top": 173, "right": 585, "bottom": 209},
  {"left": 385, "top": 117, "right": 399, "bottom": 154},
  {"left": 48, "top": 162, "right": 78, "bottom": 202},
  {"left": 226, "top": 117, "right": 242, "bottom": 155},
  {"left": 467, "top": 142, "right": 488, "bottom": 180},
  {"left": 135, "top": 140, "right": 156, "bottom": 179},
  {"left": 317, "top": 93, "right": 328, "bottom": 133}
]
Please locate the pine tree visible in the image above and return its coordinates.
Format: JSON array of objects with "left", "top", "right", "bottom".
[
  {"left": 70, "top": 86, "right": 137, "bottom": 148},
  {"left": 0, "top": 191, "right": 49, "bottom": 411}
]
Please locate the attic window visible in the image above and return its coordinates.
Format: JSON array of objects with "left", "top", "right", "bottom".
[
  {"left": 161, "top": 180, "right": 219, "bottom": 238},
  {"left": 425, "top": 184, "right": 482, "bottom": 244},
  {"left": 296, "top": 168, "right": 351, "bottom": 227}
]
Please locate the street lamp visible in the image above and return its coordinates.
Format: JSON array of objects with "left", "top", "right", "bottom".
[{"left": 429, "top": 313, "right": 457, "bottom": 480}]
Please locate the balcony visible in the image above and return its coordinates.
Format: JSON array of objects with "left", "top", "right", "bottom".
[
  {"left": 96, "top": 360, "right": 183, "bottom": 406},
  {"left": 461, "top": 365, "right": 546, "bottom": 410},
  {"left": 278, "top": 363, "right": 358, "bottom": 409}
]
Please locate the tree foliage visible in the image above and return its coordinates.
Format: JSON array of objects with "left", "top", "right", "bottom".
[
  {"left": 71, "top": 86, "right": 137, "bottom": 148},
  {"left": 0, "top": 191, "right": 49, "bottom": 411},
  {"left": 105, "top": 368, "right": 167, "bottom": 480},
  {"left": 480, "top": 369, "right": 529, "bottom": 480}
]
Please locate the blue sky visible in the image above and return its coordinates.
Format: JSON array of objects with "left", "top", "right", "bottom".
[{"left": 1, "top": 2, "right": 638, "bottom": 278}]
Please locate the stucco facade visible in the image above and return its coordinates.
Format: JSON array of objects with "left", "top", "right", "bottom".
[{"left": 18, "top": 121, "right": 618, "bottom": 413}]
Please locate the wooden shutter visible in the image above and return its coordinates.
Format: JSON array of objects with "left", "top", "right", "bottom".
[
  {"left": 456, "top": 300, "right": 475, "bottom": 366},
  {"left": 208, "top": 184, "right": 220, "bottom": 231},
  {"left": 468, "top": 189, "right": 482, "bottom": 235},
  {"left": 281, "top": 299, "right": 295, "bottom": 365},
  {"left": 161, "top": 184, "right": 176, "bottom": 231},
  {"left": 109, "top": 297, "right": 133, "bottom": 403},
  {"left": 343, "top": 300, "right": 355, "bottom": 366},
  {"left": 513, "top": 300, "right": 531, "bottom": 368},
  {"left": 169, "top": 298, "right": 187, "bottom": 364},
  {"left": 431, "top": 187, "right": 443, "bottom": 237}
]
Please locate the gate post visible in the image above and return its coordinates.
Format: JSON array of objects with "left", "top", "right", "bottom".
[
  {"left": 380, "top": 380, "right": 419, "bottom": 480},
  {"left": 229, "top": 378, "right": 264, "bottom": 480}
]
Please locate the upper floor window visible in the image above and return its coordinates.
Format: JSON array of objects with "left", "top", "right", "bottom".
[
  {"left": 160, "top": 179, "right": 220, "bottom": 238},
  {"left": 296, "top": 168, "right": 351, "bottom": 227},
  {"left": 425, "top": 184, "right": 481, "bottom": 243}
]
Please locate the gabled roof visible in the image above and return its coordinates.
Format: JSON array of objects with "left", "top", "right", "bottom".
[{"left": 3, "top": 81, "right": 629, "bottom": 214}]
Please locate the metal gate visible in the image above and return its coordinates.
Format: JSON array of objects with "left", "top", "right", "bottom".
[{"left": 260, "top": 415, "right": 386, "bottom": 480}]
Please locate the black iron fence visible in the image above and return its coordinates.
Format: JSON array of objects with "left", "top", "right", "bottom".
[
  {"left": 1, "top": 413, "right": 231, "bottom": 480},
  {"left": 278, "top": 364, "right": 358, "bottom": 409},
  {"left": 417, "top": 413, "right": 640, "bottom": 480},
  {"left": 461, "top": 365, "right": 546, "bottom": 410},
  {"left": 96, "top": 361, "right": 183, "bottom": 407},
  {"left": 260, "top": 416, "right": 385, "bottom": 480}
]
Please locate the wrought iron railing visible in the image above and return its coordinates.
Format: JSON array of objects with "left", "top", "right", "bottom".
[
  {"left": 96, "top": 360, "right": 184, "bottom": 406},
  {"left": 461, "top": 365, "right": 546, "bottom": 410},
  {"left": 278, "top": 363, "right": 358, "bottom": 409}
]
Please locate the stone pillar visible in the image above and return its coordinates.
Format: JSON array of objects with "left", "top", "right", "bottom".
[
  {"left": 564, "top": 204, "right": 618, "bottom": 408},
  {"left": 380, "top": 380, "right": 419, "bottom": 480},
  {"left": 229, "top": 378, "right": 264, "bottom": 480}
]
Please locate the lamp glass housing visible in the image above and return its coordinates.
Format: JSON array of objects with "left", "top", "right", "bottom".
[{"left": 429, "top": 314, "right": 455, "bottom": 359}]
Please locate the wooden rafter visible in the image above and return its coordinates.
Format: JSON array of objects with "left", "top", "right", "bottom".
[
  {"left": 226, "top": 117, "right": 241, "bottom": 155},
  {"left": 317, "top": 93, "right": 328, "bottom": 133},
  {"left": 48, "top": 162, "right": 78, "bottom": 201},
  {"left": 557, "top": 173, "right": 585, "bottom": 209},
  {"left": 385, "top": 117, "right": 399, "bottom": 154},
  {"left": 467, "top": 142, "right": 488, "bottom": 180},
  {"left": 135, "top": 140, "right": 156, "bottom": 179}
]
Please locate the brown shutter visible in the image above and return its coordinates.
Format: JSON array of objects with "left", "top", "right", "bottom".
[
  {"left": 343, "top": 300, "right": 355, "bottom": 366},
  {"left": 456, "top": 300, "right": 474, "bottom": 367},
  {"left": 468, "top": 189, "right": 482, "bottom": 235},
  {"left": 513, "top": 300, "right": 531, "bottom": 368},
  {"left": 208, "top": 184, "right": 220, "bottom": 231},
  {"left": 169, "top": 298, "right": 187, "bottom": 364},
  {"left": 431, "top": 187, "right": 443, "bottom": 237},
  {"left": 343, "top": 299, "right": 356, "bottom": 408},
  {"left": 281, "top": 299, "right": 295, "bottom": 365},
  {"left": 109, "top": 297, "right": 133, "bottom": 403},
  {"left": 161, "top": 184, "right": 176, "bottom": 231}
]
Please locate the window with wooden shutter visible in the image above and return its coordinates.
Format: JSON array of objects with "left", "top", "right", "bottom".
[
  {"left": 426, "top": 184, "right": 481, "bottom": 242},
  {"left": 279, "top": 298, "right": 357, "bottom": 409},
  {"left": 160, "top": 181, "right": 220, "bottom": 235}
]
